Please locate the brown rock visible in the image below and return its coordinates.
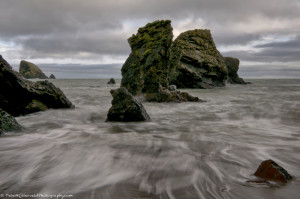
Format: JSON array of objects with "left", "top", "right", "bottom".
[{"left": 254, "top": 159, "right": 292, "bottom": 183}]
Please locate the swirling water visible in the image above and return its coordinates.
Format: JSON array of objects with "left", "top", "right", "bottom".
[{"left": 0, "top": 79, "right": 300, "bottom": 199}]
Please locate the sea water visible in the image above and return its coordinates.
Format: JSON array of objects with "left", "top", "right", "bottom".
[{"left": 0, "top": 79, "right": 299, "bottom": 199}]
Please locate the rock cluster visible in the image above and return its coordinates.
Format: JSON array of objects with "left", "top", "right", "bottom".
[
  {"left": 0, "top": 108, "right": 22, "bottom": 134},
  {"left": 106, "top": 88, "right": 150, "bottom": 122},
  {"left": 254, "top": 159, "right": 292, "bottom": 183},
  {"left": 0, "top": 55, "right": 73, "bottom": 116},
  {"left": 120, "top": 20, "right": 246, "bottom": 102},
  {"left": 19, "top": 60, "right": 48, "bottom": 79}
]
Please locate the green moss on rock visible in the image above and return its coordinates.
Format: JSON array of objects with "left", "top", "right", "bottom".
[
  {"left": 0, "top": 108, "right": 22, "bottom": 134},
  {"left": 106, "top": 88, "right": 150, "bottom": 122},
  {"left": 169, "top": 29, "right": 228, "bottom": 88},
  {"left": 121, "top": 20, "right": 173, "bottom": 95}
]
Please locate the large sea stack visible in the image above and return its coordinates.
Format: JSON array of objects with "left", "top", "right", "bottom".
[
  {"left": 0, "top": 55, "right": 73, "bottom": 116},
  {"left": 19, "top": 60, "right": 48, "bottom": 79},
  {"left": 224, "top": 57, "right": 247, "bottom": 84},
  {"left": 169, "top": 29, "right": 228, "bottom": 89},
  {"left": 121, "top": 20, "right": 173, "bottom": 95},
  {"left": 120, "top": 20, "right": 201, "bottom": 102}
]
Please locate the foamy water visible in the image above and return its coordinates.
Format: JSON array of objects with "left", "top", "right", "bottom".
[{"left": 0, "top": 79, "right": 299, "bottom": 199}]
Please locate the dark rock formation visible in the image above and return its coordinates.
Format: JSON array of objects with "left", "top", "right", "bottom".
[
  {"left": 0, "top": 108, "right": 22, "bottom": 134},
  {"left": 19, "top": 60, "right": 48, "bottom": 79},
  {"left": 224, "top": 57, "right": 247, "bottom": 84},
  {"left": 49, "top": 74, "right": 56, "bottom": 79},
  {"left": 106, "top": 88, "right": 150, "bottom": 122},
  {"left": 121, "top": 20, "right": 173, "bottom": 95},
  {"left": 107, "top": 78, "right": 116, "bottom": 84},
  {"left": 169, "top": 29, "right": 228, "bottom": 89},
  {"left": 145, "top": 85, "right": 202, "bottom": 102},
  {"left": 120, "top": 20, "right": 202, "bottom": 102},
  {"left": 0, "top": 55, "right": 73, "bottom": 117},
  {"left": 254, "top": 159, "right": 292, "bottom": 183}
]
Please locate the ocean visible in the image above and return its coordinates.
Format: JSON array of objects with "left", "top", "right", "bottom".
[{"left": 0, "top": 79, "right": 299, "bottom": 199}]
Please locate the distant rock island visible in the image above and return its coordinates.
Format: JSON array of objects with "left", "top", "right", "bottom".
[
  {"left": 19, "top": 60, "right": 48, "bottom": 79},
  {"left": 107, "top": 78, "right": 116, "bottom": 84},
  {"left": 49, "top": 74, "right": 56, "bottom": 79},
  {"left": 120, "top": 20, "right": 247, "bottom": 102}
]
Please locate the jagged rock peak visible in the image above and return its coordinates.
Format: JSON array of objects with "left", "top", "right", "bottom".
[
  {"left": 169, "top": 29, "right": 228, "bottom": 89},
  {"left": 19, "top": 60, "right": 48, "bottom": 79},
  {"left": 121, "top": 20, "right": 173, "bottom": 95}
]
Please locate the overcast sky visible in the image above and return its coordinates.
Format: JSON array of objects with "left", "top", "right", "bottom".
[{"left": 0, "top": 0, "right": 299, "bottom": 78}]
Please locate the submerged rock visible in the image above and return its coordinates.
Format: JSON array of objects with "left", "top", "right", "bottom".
[
  {"left": 107, "top": 78, "right": 116, "bottom": 84},
  {"left": 145, "top": 85, "right": 201, "bottom": 102},
  {"left": 106, "top": 88, "right": 150, "bottom": 122},
  {"left": 0, "top": 108, "right": 22, "bottom": 134},
  {"left": 169, "top": 29, "right": 228, "bottom": 89},
  {"left": 19, "top": 60, "right": 48, "bottom": 79},
  {"left": 0, "top": 55, "right": 73, "bottom": 116},
  {"left": 224, "top": 57, "right": 247, "bottom": 84},
  {"left": 49, "top": 74, "right": 56, "bottom": 79},
  {"left": 254, "top": 159, "right": 292, "bottom": 183},
  {"left": 121, "top": 20, "right": 173, "bottom": 95}
]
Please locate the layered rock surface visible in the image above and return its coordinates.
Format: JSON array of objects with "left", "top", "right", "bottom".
[
  {"left": 0, "top": 55, "right": 73, "bottom": 116},
  {"left": 19, "top": 60, "right": 48, "bottom": 79},
  {"left": 224, "top": 57, "right": 246, "bottom": 84},
  {"left": 169, "top": 29, "right": 228, "bottom": 89},
  {"left": 106, "top": 88, "right": 150, "bottom": 122}
]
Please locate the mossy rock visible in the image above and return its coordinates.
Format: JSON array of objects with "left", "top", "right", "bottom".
[
  {"left": 169, "top": 29, "right": 228, "bottom": 88},
  {"left": 106, "top": 88, "right": 150, "bottom": 122},
  {"left": 121, "top": 20, "right": 173, "bottom": 95},
  {"left": 0, "top": 108, "right": 22, "bottom": 134}
]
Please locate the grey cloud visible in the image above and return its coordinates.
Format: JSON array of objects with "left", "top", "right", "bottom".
[
  {"left": 1, "top": 0, "right": 300, "bottom": 78},
  {"left": 223, "top": 35, "right": 300, "bottom": 63},
  {"left": 11, "top": 63, "right": 123, "bottom": 79},
  {"left": 255, "top": 36, "right": 300, "bottom": 49}
]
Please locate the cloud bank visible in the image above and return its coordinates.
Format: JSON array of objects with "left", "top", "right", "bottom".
[{"left": 0, "top": 0, "right": 299, "bottom": 78}]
